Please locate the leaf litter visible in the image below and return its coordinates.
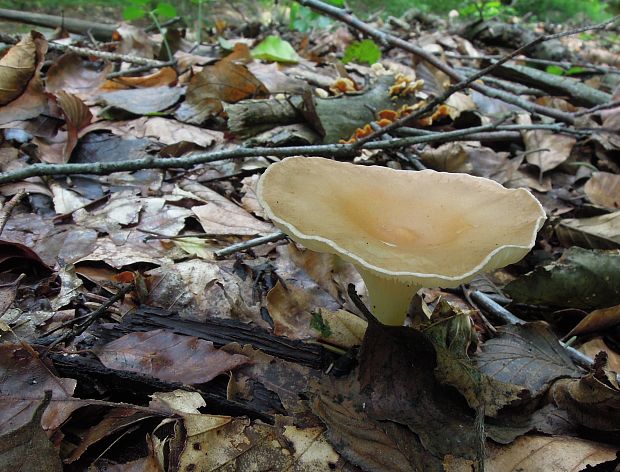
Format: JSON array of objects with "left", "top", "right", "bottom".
[{"left": 0, "top": 2, "right": 619, "bottom": 470}]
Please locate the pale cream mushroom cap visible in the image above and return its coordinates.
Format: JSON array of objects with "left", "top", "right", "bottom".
[{"left": 257, "top": 156, "right": 546, "bottom": 325}]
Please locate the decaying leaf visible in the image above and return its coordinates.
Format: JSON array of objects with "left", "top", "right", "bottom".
[
  {"left": 584, "top": 172, "right": 620, "bottom": 209},
  {"left": 0, "top": 393, "right": 63, "bottom": 472},
  {"left": 556, "top": 210, "right": 620, "bottom": 249},
  {"left": 505, "top": 247, "right": 620, "bottom": 309},
  {"left": 476, "top": 322, "right": 580, "bottom": 398},
  {"left": 517, "top": 114, "right": 576, "bottom": 173},
  {"left": 94, "top": 329, "right": 250, "bottom": 384}
]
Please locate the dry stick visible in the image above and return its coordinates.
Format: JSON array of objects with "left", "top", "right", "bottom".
[
  {"left": 214, "top": 231, "right": 287, "bottom": 259},
  {"left": 0, "top": 190, "right": 26, "bottom": 235},
  {"left": 47, "top": 42, "right": 170, "bottom": 68},
  {"left": 0, "top": 123, "right": 508, "bottom": 184},
  {"left": 40, "top": 283, "right": 134, "bottom": 351},
  {"left": 573, "top": 98, "right": 620, "bottom": 117}
]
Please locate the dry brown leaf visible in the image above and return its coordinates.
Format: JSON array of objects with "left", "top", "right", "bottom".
[
  {"left": 95, "top": 329, "right": 249, "bottom": 384},
  {"left": 191, "top": 186, "right": 273, "bottom": 236},
  {"left": 98, "top": 86, "right": 182, "bottom": 115},
  {"left": 315, "top": 308, "right": 367, "bottom": 348},
  {"left": 585, "top": 171, "right": 620, "bottom": 209},
  {"left": 552, "top": 371, "right": 620, "bottom": 431},
  {"left": 100, "top": 66, "right": 177, "bottom": 90},
  {"left": 55, "top": 91, "right": 93, "bottom": 161},
  {"left": 0, "top": 32, "right": 46, "bottom": 105},
  {"left": 445, "top": 435, "right": 617, "bottom": 472},
  {"left": 0, "top": 344, "right": 78, "bottom": 435},
  {"left": 580, "top": 337, "right": 620, "bottom": 373},
  {"left": 566, "top": 304, "right": 620, "bottom": 338},
  {"left": 177, "top": 59, "right": 269, "bottom": 123},
  {"left": 517, "top": 114, "right": 576, "bottom": 173},
  {"left": 45, "top": 53, "right": 113, "bottom": 98}
]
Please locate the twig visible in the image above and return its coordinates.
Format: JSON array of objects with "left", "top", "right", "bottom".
[
  {"left": 40, "top": 283, "right": 134, "bottom": 352},
  {"left": 48, "top": 41, "right": 169, "bottom": 67},
  {"left": 0, "top": 190, "right": 26, "bottom": 235},
  {"left": 214, "top": 231, "right": 287, "bottom": 259},
  {"left": 573, "top": 98, "right": 620, "bottom": 117}
]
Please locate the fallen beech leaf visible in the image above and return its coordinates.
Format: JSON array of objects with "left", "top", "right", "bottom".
[
  {"left": 94, "top": 329, "right": 249, "bottom": 384},
  {"left": 0, "top": 344, "right": 77, "bottom": 435},
  {"left": 445, "top": 435, "right": 618, "bottom": 472},
  {"left": 551, "top": 370, "right": 620, "bottom": 431},
  {"left": 584, "top": 172, "right": 620, "bottom": 209},
  {"left": 191, "top": 186, "right": 274, "bottom": 236},
  {"left": 98, "top": 86, "right": 182, "bottom": 115},
  {"left": 517, "top": 114, "right": 576, "bottom": 173},
  {"left": 314, "top": 308, "right": 367, "bottom": 349},
  {"left": 177, "top": 59, "right": 268, "bottom": 124},
  {"left": 45, "top": 53, "right": 113, "bottom": 97},
  {"left": 556, "top": 211, "right": 620, "bottom": 249}
]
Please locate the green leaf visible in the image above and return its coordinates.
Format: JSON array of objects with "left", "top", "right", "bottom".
[
  {"left": 251, "top": 35, "right": 300, "bottom": 63},
  {"left": 565, "top": 66, "right": 587, "bottom": 76},
  {"left": 545, "top": 65, "right": 566, "bottom": 76},
  {"left": 154, "top": 2, "right": 177, "bottom": 18},
  {"left": 123, "top": 5, "right": 146, "bottom": 21},
  {"left": 342, "top": 39, "right": 381, "bottom": 65},
  {"left": 310, "top": 311, "right": 332, "bottom": 338}
]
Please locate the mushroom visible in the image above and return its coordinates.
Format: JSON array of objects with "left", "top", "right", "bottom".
[{"left": 257, "top": 157, "right": 546, "bottom": 326}]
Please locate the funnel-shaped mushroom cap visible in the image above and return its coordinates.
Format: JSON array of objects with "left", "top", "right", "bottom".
[{"left": 257, "top": 156, "right": 546, "bottom": 325}]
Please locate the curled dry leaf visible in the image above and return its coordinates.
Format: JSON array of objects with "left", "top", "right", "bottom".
[
  {"left": 177, "top": 59, "right": 269, "bottom": 124},
  {"left": 45, "top": 53, "right": 113, "bottom": 98},
  {"left": 517, "top": 114, "right": 576, "bottom": 173},
  {"left": 565, "top": 304, "right": 620, "bottom": 338},
  {"left": 556, "top": 211, "right": 620, "bottom": 250},
  {"left": 0, "top": 32, "right": 46, "bottom": 105},
  {"left": 55, "top": 91, "right": 93, "bottom": 161},
  {"left": 100, "top": 66, "right": 178, "bottom": 90}
]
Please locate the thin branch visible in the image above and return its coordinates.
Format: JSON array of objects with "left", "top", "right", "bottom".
[
  {"left": 0, "top": 122, "right": 519, "bottom": 183},
  {"left": 0, "top": 190, "right": 26, "bottom": 235},
  {"left": 48, "top": 41, "right": 170, "bottom": 67},
  {"left": 214, "top": 231, "right": 287, "bottom": 259}
]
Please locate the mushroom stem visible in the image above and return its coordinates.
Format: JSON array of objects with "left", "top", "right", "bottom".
[{"left": 358, "top": 267, "right": 421, "bottom": 326}]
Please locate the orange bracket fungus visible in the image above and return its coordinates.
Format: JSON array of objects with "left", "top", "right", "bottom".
[{"left": 257, "top": 157, "right": 546, "bottom": 326}]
